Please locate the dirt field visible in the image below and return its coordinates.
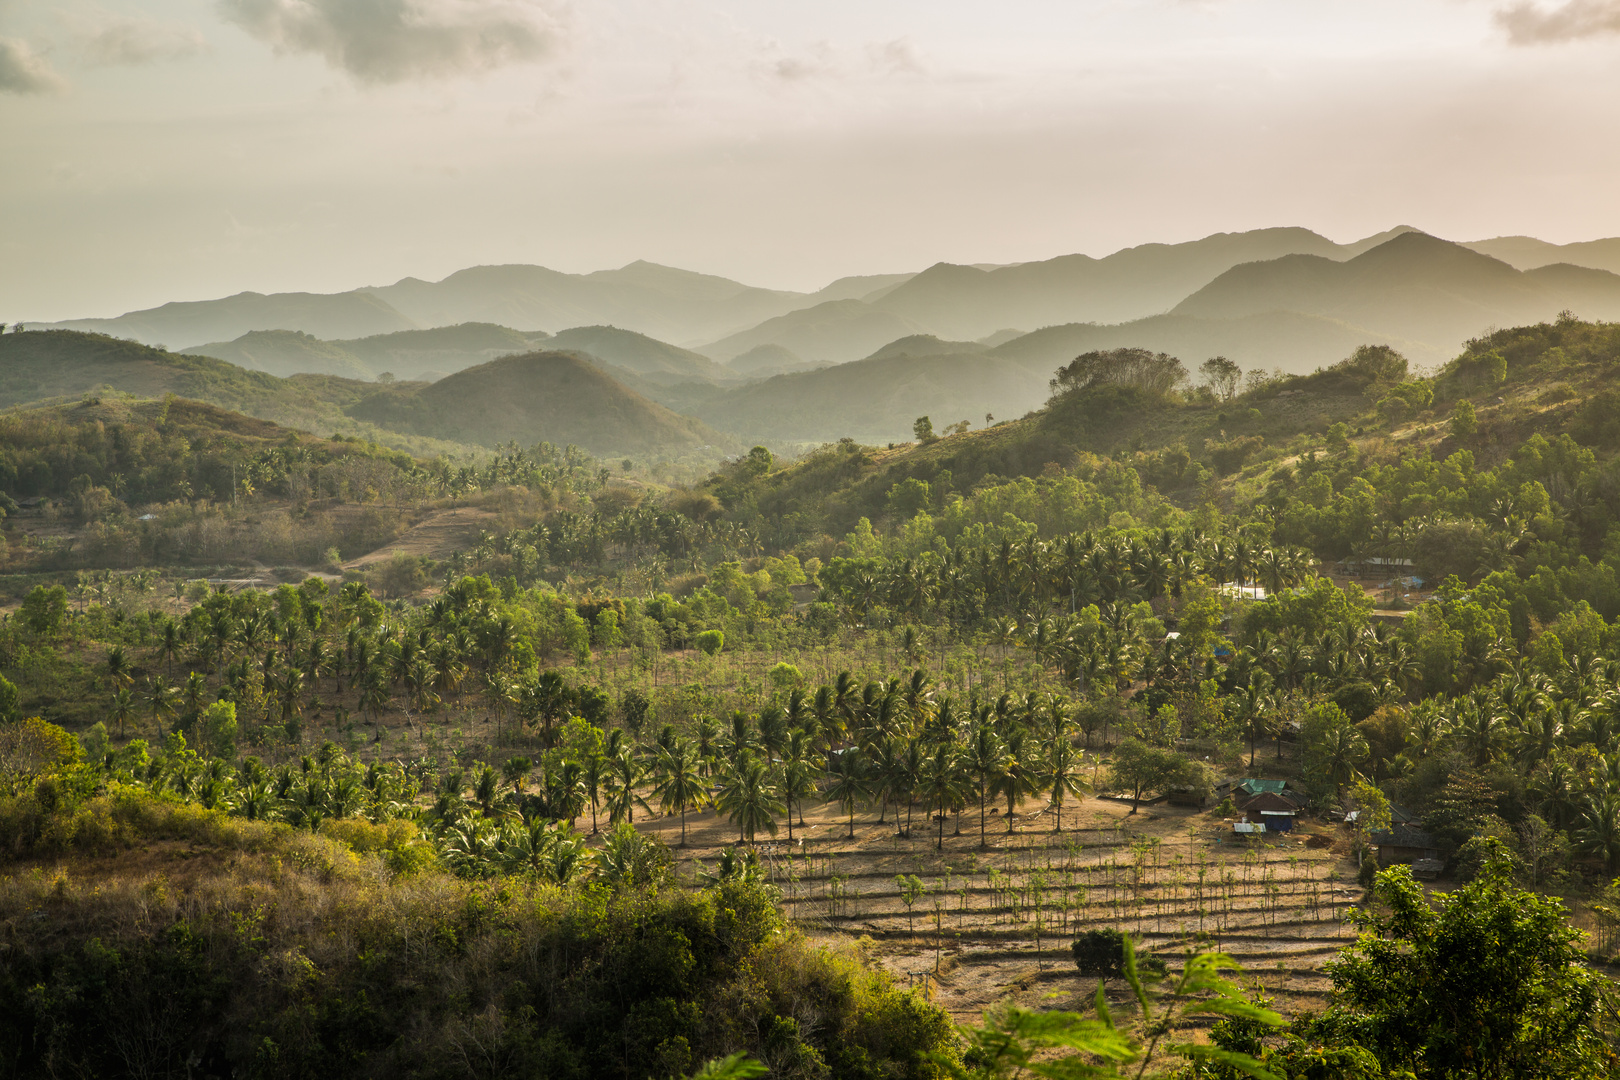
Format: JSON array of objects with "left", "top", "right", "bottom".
[
  {"left": 636, "top": 792, "right": 1361, "bottom": 1027},
  {"left": 342, "top": 507, "right": 499, "bottom": 570}
]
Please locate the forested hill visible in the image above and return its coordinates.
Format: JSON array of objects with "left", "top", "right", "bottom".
[{"left": 704, "top": 317, "right": 1620, "bottom": 578}]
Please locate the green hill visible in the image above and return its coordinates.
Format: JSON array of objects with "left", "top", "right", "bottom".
[
  {"left": 0, "top": 330, "right": 470, "bottom": 457},
  {"left": 546, "top": 325, "right": 735, "bottom": 384},
  {"left": 724, "top": 343, "right": 817, "bottom": 376},
  {"left": 712, "top": 316, "right": 1620, "bottom": 543},
  {"left": 183, "top": 330, "right": 374, "bottom": 380},
  {"left": 861, "top": 334, "right": 989, "bottom": 362},
  {"left": 336, "top": 322, "right": 549, "bottom": 379},
  {"left": 698, "top": 299, "right": 930, "bottom": 366},
  {"left": 989, "top": 310, "right": 1444, "bottom": 374},
  {"left": 187, "top": 323, "right": 550, "bottom": 382},
  {"left": 346, "top": 351, "right": 729, "bottom": 457},
  {"left": 690, "top": 350, "right": 1050, "bottom": 445}
]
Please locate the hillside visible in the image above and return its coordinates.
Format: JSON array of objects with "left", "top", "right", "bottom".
[
  {"left": 1466, "top": 234, "right": 1620, "bottom": 274},
  {"left": 710, "top": 316, "right": 1620, "bottom": 545},
  {"left": 183, "top": 329, "right": 375, "bottom": 380},
  {"left": 187, "top": 322, "right": 551, "bottom": 382},
  {"left": 1174, "top": 232, "right": 1620, "bottom": 356},
  {"left": 337, "top": 322, "right": 549, "bottom": 379},
  {"left": 44, "top": 289, "right": 418, "bottom": 350},
  {"left": 0, "top": 330, "right": 470, "bottom": 457},
  {"left": 689, "top": 350, "right": 1050, "bottom": 445},
  {"left": 862, "top": 226, "right": 1419, "bottom": 340},
  {"left": 861, "top": 334, "right": 989, "bottom": 362},
  {"left": 364, "top": 261, "right": 807, "bottom": 345},
  {"left": 989, "top": 310, "right": 1445, "bottom": 374},
  {"left": 697, "top": 299, "right": 931, "bottom": 366},
  {"left": 346, "top": 351, "right": 729, "bottom": 456},
  {"left": 724, "top": 343, "right": 818, "bottom": 376},
  {"left": 547, "top": 325, "right": 736, "bottom": 384}
]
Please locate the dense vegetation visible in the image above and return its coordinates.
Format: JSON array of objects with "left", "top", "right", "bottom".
[{"left": 7, "top": 315, "right": 1620, "bottom": 1075}]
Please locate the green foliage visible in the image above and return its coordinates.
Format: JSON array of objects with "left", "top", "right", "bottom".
[
  {"left": 696, "top": 629, "right": 725, "bottom": 656},
  {"left": 1319, "top": 862, "right": 1610, "bottom": 1079},
  {"left": 1449, "top": 399, "right": 1478, "bottom": 439}
]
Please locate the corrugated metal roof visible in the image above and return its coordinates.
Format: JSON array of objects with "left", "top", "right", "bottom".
[{"left": 1237, "top": 779, "right": 1289, "bottom": 795}]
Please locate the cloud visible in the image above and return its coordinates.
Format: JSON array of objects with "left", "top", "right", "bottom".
[
  {"left": 76, "top": 16, "right": 210, "bottom": 67},
  {"left": 217, "top": 0, "right": 565, "bottom": 83},
  {"left": 1498, "top": 0, "right": 1620, "bottom": 42},
  {"left": 867, "top": 39, "right": 923, "bottom": 77},
  {"left": 0, "top": 36, "right": 65, "bottom": 94}
]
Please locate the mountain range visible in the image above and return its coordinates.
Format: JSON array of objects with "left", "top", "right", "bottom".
[{"left": 21, "top": 226, "right": 1620, "bottom": 452}]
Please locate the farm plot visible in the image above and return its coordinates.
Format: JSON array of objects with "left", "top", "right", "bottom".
[{"left": 644, "top": 795, "right": 1361, "bottom": 1026}]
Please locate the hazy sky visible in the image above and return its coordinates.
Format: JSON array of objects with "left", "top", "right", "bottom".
[{"left": 6, "top": 0, "right": 1620, "bottom": 320}]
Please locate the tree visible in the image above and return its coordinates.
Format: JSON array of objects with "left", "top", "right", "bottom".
[
  {"left": 1320, "top": 861, "right": 1610, "bottom": 1079},
  {"left": 913, "top": 416, "right": 936, "bottom": 443},
  {"left": 145, "top": 676, "right": 178, "bottom": 738},
  {"left": 1071, "top": 928, "right": 1167, "bottom": 981},
  {"left": 652, "top": 740, "right": 709, "bottom": 846},
  {"left": 964, "top": 723, "right": 1009, "bottom": 848},
  {"left": 604, "top": 746, "right": 649, "bottom": 824},
  {"left": 1449, "top": 399, "right": 1478, "bottom": 440},
  {"left": 716, "top": 754, "right": 785, "bottom": 844},
  {"left": 920, "top": 743, "right": 966, "bottom": 851},
  {"left": 1107, "top": 739, "right": 1196, "bottom": 813},
  {"left": 1043, "top": 738, "right": 1090, "bottom": 832},
  {"left": 1199, "top": 355, "right": 1242, "bottom": 401},
  {"left": 21, "top": 584, "right": 68, "bottom": 638},
  {"left": 824, "top": 750, "right": 868, "bottom": 839}
]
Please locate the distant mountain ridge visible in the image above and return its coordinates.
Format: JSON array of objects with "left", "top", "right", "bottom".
[{"left": 1174, "top": 232, "right": 1620, "bottom": 353}]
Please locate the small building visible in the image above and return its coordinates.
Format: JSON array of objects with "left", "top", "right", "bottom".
[
  {"left": 1410, "top": 858, "right": 1444, "bottom": 880},
  {"left": 1233, "top": 821, "right": 1265, "bottom": 835},
  {"left": 1258, "top": 809, "right": 1296, "bottom": 833},
  {"left": 1371, "top": 825, "right": 1441, "bottom": 868},
  {"left": 1240, "top": 790, "right": 1304, "bottom": 815},
  {"left": 1167, "top": 785, "right": 1208, "bottom": 808}
]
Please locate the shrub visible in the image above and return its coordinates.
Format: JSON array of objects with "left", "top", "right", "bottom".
[
  {"left": 696, "top": 630, "right": 724, "bottom": 656},
  {"left": 1072, "top": 928, "right": 1167, "bottom": 980}
]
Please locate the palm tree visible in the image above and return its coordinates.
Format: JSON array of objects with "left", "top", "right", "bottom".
[
  {"left": 780, "top": 730, "right": 819, "bottom": 842},
  {"left": 145, "top": 676, "right": 178, "bottom": 738},
  {"left": 104, "top": 645, "right": 133, "bottom": 693},
  {"left": 1577, "top": 792, "right": 1620, "bottom": 874},
  {"left": 1043, "top": 737, "right": 1090, "bottom": 831},
  {"left": 716, "top": 754, "right": 785, "bottom": 844},
  {"left": 1234, "top": 674, "right": 1274, "bottom": 769},
  {"left": 580, "top": 751, "right": 609, "bottom": 833},
  {"left": 920, "top": 743, "right": 966, "bottom": 852},
  {"left": 108, "top": 686, "right": 136, "bottom": 739},
  {"left": 652, "top": 740, "right": 709, "bottom": 846},
  {"left": 996, "top": 729, "right": 1041, "bottom": 833},
  {"left": 824, "top": 750, "right": 869, "bottom": 839},
  {"left": 156, "top": 620, "right": 183, "bottom": 675},
  {"left": 964, "top": 722, "right": 1009, "bottom": 848},
  {"left": 605, "top": 747, "right": 649, "bottom": 824}
]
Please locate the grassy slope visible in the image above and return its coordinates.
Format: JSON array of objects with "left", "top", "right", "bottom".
[
  {"left": 0, "top": 331, "right": 479, "bottom": 459},
  {"left": 347, "top": 351, "right": 733, "bottom": 457},
  {"left": 726, "top": 318, "right": 1620, "bottom": 536}
]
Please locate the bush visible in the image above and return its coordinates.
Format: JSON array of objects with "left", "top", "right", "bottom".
[
  {"left": 1072, "top": 928, "right": 1167, "bottom": 980},
  {"left": 696, "top": 629, "right": 724, "bottom": 656}
]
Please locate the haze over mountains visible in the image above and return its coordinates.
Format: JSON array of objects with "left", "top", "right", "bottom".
[{"left": 19, "top": 226, "right": 1620, "bottom": 451}]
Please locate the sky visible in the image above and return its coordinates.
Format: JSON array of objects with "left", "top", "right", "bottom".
[{"left": 6, "top": 0, "right": 1620, "bottom": 321}]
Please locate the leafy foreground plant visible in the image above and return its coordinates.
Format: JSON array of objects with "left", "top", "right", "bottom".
[{"left": 941, "top": 938, "right": 1282, "bottom": 1080}]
